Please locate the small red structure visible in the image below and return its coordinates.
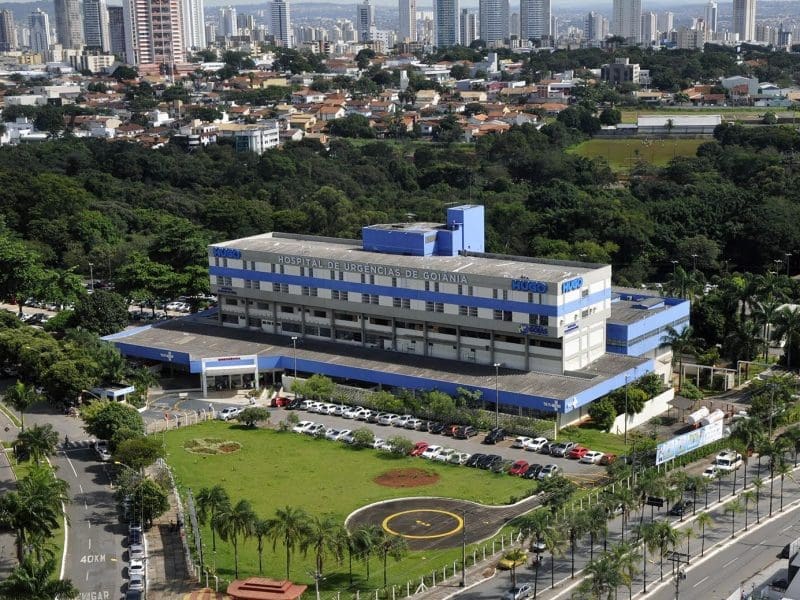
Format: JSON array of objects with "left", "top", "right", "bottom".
[{"left": 227, "top": 578, "right": 307, "bottom": 600}]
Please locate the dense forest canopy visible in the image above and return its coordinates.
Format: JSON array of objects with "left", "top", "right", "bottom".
[{"left": 1, "top": 122, "right": 800, "bottom": 289}]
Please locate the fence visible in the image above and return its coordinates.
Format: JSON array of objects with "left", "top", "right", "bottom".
[{"left": 144, "top": 408, "right": 214, "bottom": 434}]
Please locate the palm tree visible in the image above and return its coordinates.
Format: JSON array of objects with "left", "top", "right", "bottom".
[
  {"left": 653, "top": 521, "right": 679, "bottom": 581},
  {"left": 300, "top": 513, "right": 346, "bottom": 579},
  {"left": 742, "top": 490, "right": 756, "bottom": 531},
  {"left": 767, "top": 438, "right": 790, "bottom": 517},
  {"left": 214, "top": 499, "right": 256, "bottom": 579},
  {"left": 129, "top": 367, "right": 159, "bottom": 405},
  {"left": 662, "top": 325, "right": 700, "bottom": 390},
  {"left": 715, "top": 469, "right": 725, "bottom": 503},
  {"left": 612, "top": 486, "right": 637, "bottom": 542},
  {"left": 374, "top": 530, "right": 407, "bottom": 588},
  {"left": 353, "top": 524, "right": 381, "bottom": 582},
  {"left": 724, "top": 500, "right": 741, "bottom": 538},
  {"left": 753, "top": 478, "right": 764, "bottom": 523},
  {"left": 544, "top": 522, "right": 566, "bottom": 590},
  {"left": 15, "top": 424, "right": 59, "bottom": 465},
  {"left": 695, "top": 512, "right": 713, "bottom": 557},
  {"left": 686, "top": 475, "right": 706, "bottom": 514},
  {"left": 562, "top": 510, "right": 588, "bottom": 579},
  {"left": 664, "top": 266, "right": 701, "bottom": 300},
  {"left": 0, "top": 554, "right": 78, "bottom": 599},
  {"left": 725, "top": 317, "right": 764, "bottom": 362},
  {"left": 682, "top": 527, "right": 694, "bottom": 563},
  {"left": 772, "top": 306, "right": 800, "bottom": 369},
  {"left": 777, "top": 460, "right": 792, "bottom": 512},
  {"left": 268, "top": 505, "right": 310, "bottom": 580},
  {"left": 585, "top": 505, "right": 608, "bottom": 559},
  {"left": 781, "top": 426, "right": 800, "bottom": 466},
  {"left": 196, "top": 485, "right": 231, "bottom": 555},
  {"left": 611, "top": 541, "right": 640, "bottom": 600},
  {"left": 582, "top": 552, "right": 620, "bottom": 599},
  {"left": 753, "top": 297, "right": 782, "bottom": 360},
  {"left": 253, "top": 518, "right": 271, "bottom": 575},
  {"left": 4, "top": 380, "right": 40, "bottom": 431},
  {"left": 515, "top": 509, "right": 559, "bottom": 597},
  {"left": 636, "top": 522, "right": 658, "bottom": 593}
]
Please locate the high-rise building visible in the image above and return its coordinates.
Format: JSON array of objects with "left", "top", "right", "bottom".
[
  {"left": 357, "top": 0, "right": 375, "bottom": 42},
  {"left": 182, "top": 0, "right": 206, "bottom": 50},
  {"left": 584, "top": 11, "right": 608, "bottom": 41},
  {"left": 479, "top": 0, "right": 509, "bottom": 45},
  {"left": 510, "top": 12, "right": 519, "bottom": 38},
  {"left": 657, "top": 11, "right": 673, "bottom": 34},
  {"left": 123, "top": 0, "right": 185, "bottom": 67},
  {"left": 29, "top": 9, "right": 50, "bottom": 54},
  {"left": 0, "top": 10, "right": 14, "bottom": 51},
  {"left": 612, "top": 0, "right": 641, "bottom": 44},
  {"left": 459, "top": 9, "right": 478, "bottom": 45},
  {"left": 54, "top": 0, "right": 84, "bottom": 48},
  {"left": 398, "top": 0, "right": 417, "bottom": 41},
  {"left": 641, "top": 11, "right": 657, "bottom": 43},
  {"left": 237, "top": 13, "right": 255, "bottom": 31},
  {"left": 733, "top": 0, "right": 756, "bottom": 42},
  {"left": 704, "top": 1, "right": 717, "bottom": 33},
  {"left": 108, "top": 5, "right": 126, "bottom": 56},
  {"left": 84, "top": 0, "right": 111, "bottom": 51},
  {"left": 270, "top": 0, "right": 292, "bottom": 47},
  {"left": 434, "top": 0, "right": 459, "bottom": 46},
  {"left": 219, "top": 7, "right": 238, "bottom": 37},
  {"left": 520, "top": 0, "right": 550, "bottom": 41}
]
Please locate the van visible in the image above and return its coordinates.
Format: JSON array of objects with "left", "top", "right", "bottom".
[{"left": 714, "top": 450, "right": 743, "bottom": 472}]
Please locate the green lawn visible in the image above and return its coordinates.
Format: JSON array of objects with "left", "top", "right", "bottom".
[
  {"left": 560, "top": 424, "right": 629, "bottom": 456},
  {"left": 570, "top": 138, "right": 705, "bottom": 171},
  {"left": 619, "top": 107, "right": 790, "bottom": 124},
  {"left": 164, "top": 421, "right": 534, "bottom": 592}
]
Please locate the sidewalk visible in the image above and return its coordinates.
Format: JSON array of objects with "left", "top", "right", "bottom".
[
  {"left": 145, "top": 481, "right": 196, "bottom": 599},
  {"left": 0, "top": 404, "right": 19, "bottom": 579}
]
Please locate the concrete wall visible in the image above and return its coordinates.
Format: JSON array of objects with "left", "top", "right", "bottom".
[{"left": 610, "top": 387, "right": 674, "bottom": 435}]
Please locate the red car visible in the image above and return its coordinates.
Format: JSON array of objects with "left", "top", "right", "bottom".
[
  {"left": 509, "top": 460, "right": 529, "bottom": 476},
  {"left": 567, "top": 446, "right": 589, "bottom": 459},
  {"left": 410, "top": 442, "right": 429, "bottom": 457},
  {"left": 272, "top": 396, "right": 290, "bottom": 408},
  {"left": 600, "top": 453, "right": 618, "bottom": 465}
]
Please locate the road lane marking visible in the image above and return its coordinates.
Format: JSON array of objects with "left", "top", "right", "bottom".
[
  {"left": 88, "top": 538, "right": 91, "bottom": 550},
  {"left": 693, "top": 576, "right": 709, "bottom": 588},
  {"left": 79, "top": 484, "right": 83, "bottom": 493},
  {"left": 782, "top": 525, "right": 794, "bottom": 532},
  {"left": 722, "top": 557, "right": 739, "bottom": 568},
  {"left": 64, "top": 453, "right": 78, "bottom": 478}
]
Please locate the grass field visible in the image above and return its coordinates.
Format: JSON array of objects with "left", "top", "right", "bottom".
[
  {"left": 164, "top": 421, "right": 534, "bottom": 592},
  {"left": 570, "top": 138, "right": 705, "bottom": 171},
  {"left": 618, "top": 108, "right": 792, "bottom": 124}
]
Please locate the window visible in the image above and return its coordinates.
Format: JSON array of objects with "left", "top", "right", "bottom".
[
  {"left": 402, "top": 299, "right": 411, "bottom": 309},
  {"left": 300, "top": 267, "right": 305, "bottom": 276},
  {"left": 310, "top": 287, "right": 318, "bottom": 297},
  {"left": 223, "top": 258, "right": 228, "bottom": 268},
  {"left": 503, "top": 310, "right": 512, "bottom": 322},
  {"left": 313, "top": 310, "right": 327, "bottom": 318},
  {"left": 361, "top": 274, "right": 366, "bottom": 284},
  {"left": 279, "top": 283, "right": 289, "bottom": 293},
  {"left": 257, "top": 302, "right": 269, "bottom": 310},
  {"left": 370, "top": 317, "right": 391, "bottom": 326},
  {"left": 502, "top": 290, "right": 508, "bottom": 300},
  {"left": 338, "top": 272, "right": 344, "bottom": 281},
  {"left": 214, "top": 257, "right": 220, "bottom": 267},
  {"left": 458, "top": 285, "right": 463, "bottom": 295},
  {"left": 468, "top": 286, "right": 474, "bottom": 296},
  {"left": 362, "top": 293, "right": 370, "bottom": 304},
  {"left": 492, "top": 289, "right": 498, "bottom": 299},
  {"left": 225, "top": 298, "right": 238, "bottom": 306},
  {"left": 459, "top": 305, "right": 468, "bottom": 316},
  {"left": 434, "top": 282, "right": 440, "bottom": 292},
  {"left": 393, "top": 297, "right": 402, "bottom": 308},
  {"left": 435, "top": 303, "right": 444, "bottom": 313},
  {"left": 279, "top": 265, "right": 285, "bottom": 274},
  {"left": 223, "top": 277, "right": 232, "bottom": 286},
  {"left": 369, "top": 275, "right": 375, "bottom": 285},
  {"left": 302, "top": 286, "right": 310, "bottom": 296},
  {"left": 280, "top": 305, "right": 294, "bottom": 313},
  {"left": 469, "top": 306, "right": 478, "bottom": 317},
  {"left": 244, "top": 280, "right": 260, "bottom": 290},
  {"left": 330, "top": 269, "right": 335, "bottom": 279},
  {"left": 250, "top": 260, "right": 256, "bottom": 270},
  {"left": 582, "top": 288, "right": 589, "bottom": 298},
  {"left": 581, "top": 309, "right": 589, "bottom": 318},
  {"left": 216, "top": 276, "right": 224, "bottom": 285},
  {"left": 425, "top": 281, "right": 431, "bottom": 292},
  {"left": 332, "top": 290, "right": 341, "bottom": 300},
  {"left": 392, "top": 277, "right": 397, "bottom": 287},
  {"left": 425, "top": 301, "right": 434, "bottom": 312},
  {"left": 273, "top": 283, "right": 281, "bottom": 292},
  {"left": 271, "top": 264, "right": 277, "bottom": 273},
  {"left": 309, "top": 268, "right": 314, "bottom": 277},
  {"left": 493, "top": 309, "right": 503, "bottom": 320},
  {"left": 371, "top": 295, "right": 379, "bottom": 304}
]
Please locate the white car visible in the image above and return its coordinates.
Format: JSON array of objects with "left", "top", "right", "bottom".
[
  {"left": 356, "top": 409, "right": 373, "bottom": 421},
  {"left": 335, "top": 429, "right": 353, "bottom": 442},
  {"left": 580, "top": 451, "right": 605, "bottom": 464},
  {"left": 324, "top": 428, "right": 342, "bottom": 441},
  {"left": 342, "top": 407, "right": 361, "bottom": 419},
  {"left": 714, "top": 450, "right": 743, "bottom": 472},
  {"left": 421, "top": 445, "right": 443, "bottom": 460},
  {"left": 703, "top": 465, "right": 720, "bottom": 479},
  {"left": 525, "top": 437, "right": 549, "bottom": 452},
  {"left": 328, "top": 404, "right": 347, "bottom": 416},
  {"left": 378, "top": 413, "right": 399, "bottom": 425},
  {"left": 512, "top": 436, "right": 533, "bottom": 449},
  {"left": 372, "top": 437, "right": 385, "bottom": 449},
  {"left": 405, "top": 418, "right": 425, "bottom": 430},
  {"left": 307, "top": 402, "right": 325, "bottom": 413},
  {"left": 340, "top": 431, "right": 356, "bottom": 444},
  {"left": 292, "top": 420, "right": 316, "bottom": 434},
  {"left": 305, "top": 423, "right": 326, "bottom": 436},
  {"left": 378, "top": 440, "right": 395, "bottom": 452},
  {"left": 129, "top": 544, "right": 144, "bottom": 561},
  {"left": 217, "top": 407, "right": 242, "bottom": 421},
  {"left": 128, "top": 573, "right": 144, "bottom": 592},
  {"left": 435, "top": 448, "right": 457, "bottom": 462},
  {"left": 128, "top": 559, "right": 144, "bottom": 578},
  {"left": 448, "top": 451, "right": 471, "bottom": 465},
  {"left": 392, "top": 414, "right": 414, "bottom": 427},
  {"left": 299, "top": 400, "right": 315, "bottom": 410}
]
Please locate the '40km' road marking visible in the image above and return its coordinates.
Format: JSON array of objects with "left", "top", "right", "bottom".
[
  {"left": 79, "top": 592, "right": 109, "bottom": 599},
  {"left": 79, "top": 554, "right": 106, "bottom": 563}
]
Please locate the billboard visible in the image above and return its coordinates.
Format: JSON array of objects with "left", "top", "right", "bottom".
[{"left": 655, "top": 420, "right": 725, "bottom": 465}]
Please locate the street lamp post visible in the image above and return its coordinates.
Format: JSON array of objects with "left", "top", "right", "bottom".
[
  {"left": 775, "top": 259, "right": 783, "bottom": 274},
  {"left": 115, "top": 461, "right": 144, "bottom": 530},
  {"left": 691, "top": 254, "right": 698, "bottom": 272},
  {"left": 786, "top": 253, "right": 793, "bottom": 277},
  {"left": 460, "top": 510, "right": 467, "bottom": 587},
  {"left": 493, "top": 363, "right": 501, "bottom": 429},
  {"left": 291, "top": 336, "right": 298, "bottom": 383},
  {"left": 624, "top": 375, "right": 629, "bottom": 445},
  {"left": 88, "top": 262, "right": 94, "bottom": 292},
  {"left": 671, "top": 260, "right": 678, "bottom": 275}
]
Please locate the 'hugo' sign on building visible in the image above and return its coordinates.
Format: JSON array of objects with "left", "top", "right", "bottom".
[
  {"left": 213, "top": 247, "right": 242, "bottom": 259},
  {"left": 561, "top": 277, "right": 583, "bottom": 293}
]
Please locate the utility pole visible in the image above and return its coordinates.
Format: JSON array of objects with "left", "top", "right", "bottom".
[
  {"left": 669, "top": 551, "right": 690, "bottom": 599},
  {"left": 460, "top": 510, "right": 467, "bottom": 587},
  {"left": 493, "top": 362, "right": 501, "bottom": 429}
]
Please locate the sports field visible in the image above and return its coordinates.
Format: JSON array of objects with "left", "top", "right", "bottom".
[
  {"left": 570, "top": 138, "right": 706, "bottom": 171},
  {"left": 164, "top": 421, "right": 534, "bottom": 591}
]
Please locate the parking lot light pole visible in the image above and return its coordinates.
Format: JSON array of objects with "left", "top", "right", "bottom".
[
  {"left": 460, "top": 510, "right": 467, "bottom": 587},
  {"left": 624, "top": 375, "right": 629, "bottom": 445},
  {"left": 786, "top": 253, "right": 793, "bottom": 276},
  {"left": 291, "top": 336, "right": 298, "bottom": 384},
  {"left": 493, "top": 363, "right": 501, "bottom": 429},
  {"left": 88, "top": 262, "right": 94, "bottom": 292}
]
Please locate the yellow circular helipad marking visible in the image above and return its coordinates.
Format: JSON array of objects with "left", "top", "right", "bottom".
[{"left": 382, "top": 509, "right": 463, "bottom": 540}]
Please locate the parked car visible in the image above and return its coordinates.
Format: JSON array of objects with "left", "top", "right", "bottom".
[
  {"left": 286, "top": 398, "right": 303, "bottom": 410},
  {"left": 549, "top": 442, "right": 576, "bottom": 457},
  {"left": 292, "top": 420, "right": 316, "bottom": 434},
  {"left": 378, "top": 413, "right": 399, "bottom": 425},
  {"left": 421, "top": 445, "right": 443, "bottom": 460},
  {"left": 217, "top": 407, "right": 242, "bottom": 421},
  {"left": 509, "top": 460, "right": 529, "bottom": 476},
  {"left": 522, "top": 464, "right": 543, "bottom": 480},
  {"left": 272, "top": 396, "right": 291, "bottom": 408},
  {"left": 435, "top": 448, "right": 457, "bottom": 462},
  {"left": 305, "top": 423, "right": 326, "bottom": 436},
  {"left": 405, "top": 418, "right": 425, "bottom": 430},
  {"left": 480, "top": 454, "right": 503, "bottom": 470},
  {"left": 355, "top": 409, "right": 373, "bottom": 421},
  {"left": 372, "top": 438, "right": 385, "bottom": 449},
  {"left": 702, "top": 465, "right": 720, "bottom": 479},
  {"left": 328, "top": 404, "right": 347, "bottom": 416},
  {"left": 339, "top": 431, "right": 356, "bottom": 444},
  {"left": 448, "top": 451, "right": 472, "bottom": 465},
  {"left": 538, "top": 464, "right": 561, "bottom": 479},
  {"left": 502, "top": 583, "right": 533, "bottom": 600},
  {"left": 128, "top": 573, "right": 144, "bottom": 592},
  {"left": 443, "top": 424, "right": 460, "bottom": 437},
  {"left": 93, "top": 440, "right": 111, "bottom": 461},
  {"left": 465, "top": 453, "right": 485, "bottom": 468},
  {"left": 567, "top": 446, "right": 589, "bottom": 459},
  {"left": 324, "top": 428, "right": 342, "bottom": 441},
  {"left": 484, "top": 427, "right": 506, "bottom": 445},
  {"left": 427, "top": 421, "right": 446, "bottom": 434},
  {"left": 491, "top": 458, "right": 514, "bottom": 474},
  {"left": 669, "top": 500, "right": 694, "bottom": 516},
  {"left": 580, "top": 451, "right": 605, "bottom": 464},
  {"left": 512, "top": 436, "right": 533, "bottom": 449},
  {"left": 599, "top": 453, "right": 618, "bottom": 465},
  {"left": 128, "top": 559, "right": 144, "bottom": 577},
  {"left": 525, "top": 437, "right": 549, "bottom": 452},
  {"left": 410, "top": 442, "right": 429, "bottom": 457},
  {"left": 714, "top": 450, "right": 743, "bottom": 472},
  {"left": 453, "top": 425, "right": 478, "bottom": 439},
  {"left": 392, "top": 415, "right": 414, "bottom": 427},
  {"left": 367, "top": 411, "right": 384, "bottom": 423},
  {"left": 129, "top": 544, "right": 144, "bottom": 561}
]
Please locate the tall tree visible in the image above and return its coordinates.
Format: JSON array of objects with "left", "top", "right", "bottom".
[
  {"left": 15, "top": 424, "right": 59, "bottom": 465},
  {"left": 300, "top": 513, "right": 346, "bottom": 579},
  {"left": 196, "top": 485, "right": 231, "bottom": 554},
  {"left": 724, "top": 499, "right": 741, "bottom": 538},
  {"left": 214, "top": 499, "right": 256, "bottom": 579},
  {"left": 773, "top": 306, "right": 800, "bottom": 369},
  {"left": 4, "top": 380, "right": 40, "bottom": 431},
  {"left": 694, "top": 512, "right": 713, "bottom": 557},
  {"left": 253, "top": 518, "right": 271, "bottom": 575},
  {"left": 662, "top": 325, "right": 700, "bottom": 390},
  {"left": 353, "top": 524, "right": 381, "bottom": 581},
  {"left": 0, "top": 554, "right": 78, "bottom": 600},
  {"left": 374, "top": 529, "right": 408, "bottom": 588},
  {"left": 268, "top": 505, "right": 310, "bottom": 580}
]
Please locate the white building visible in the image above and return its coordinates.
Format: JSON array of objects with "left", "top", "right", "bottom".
[
  {"left": 0, "top": 10, "right": 15, "bottom": 51},
  {"left": 357, "top": 0, "right": 376, "bottom": 43},
  {"left": 29, "top": 9, "right": 51, "bottom": 55},
  {"left": 704, "top": 1, "right": 717, "bottom": 34},
  {"left": 398, "top": 0, "right": 417, "bottom": 42},
  {"left": 657, "top": 11, "right": 673, "bottom": 35},
  {"left": 641, "top": 11, "right": 657, "bottom": 44},
  {"left": 123, "top": 0, "right": 185, "bottom": 67},
  {"left": 612, "top": 0, "right": 641, "bottom": 44},
  {"left": 520, "top": 0, "right": 550, "bottom": 41},
  {"left": 733, "top": 0, "right": 756, "bottom": 42},
  {"left": 460, "top": 9, "right": 478, "bottom": 45},
  {"left": 584, "top": 11, "right": 608, "bottom": 42},
  {"left": 54, "top": 0, "right": 84, "bottom": 49},
  {"left": 270, "top": 0, "right": 293, "bottom": 48},
  {"left": 83, "top": 0, "right": 111, "bottom": 52},
  {"left": 219, "top": 6, "right": 238, "bottom": 38},
  {"left": 182, "top": 0, "right": 206, "bottom": 50},
  {"left": 479, "top": 0, "right": 509, "bottom": 45},
  {"left": 434, "top": 0, "right": 459, "bottom": 46},
  {"left": 234, "top": 121, "right": 281, "bottom": 154}
]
